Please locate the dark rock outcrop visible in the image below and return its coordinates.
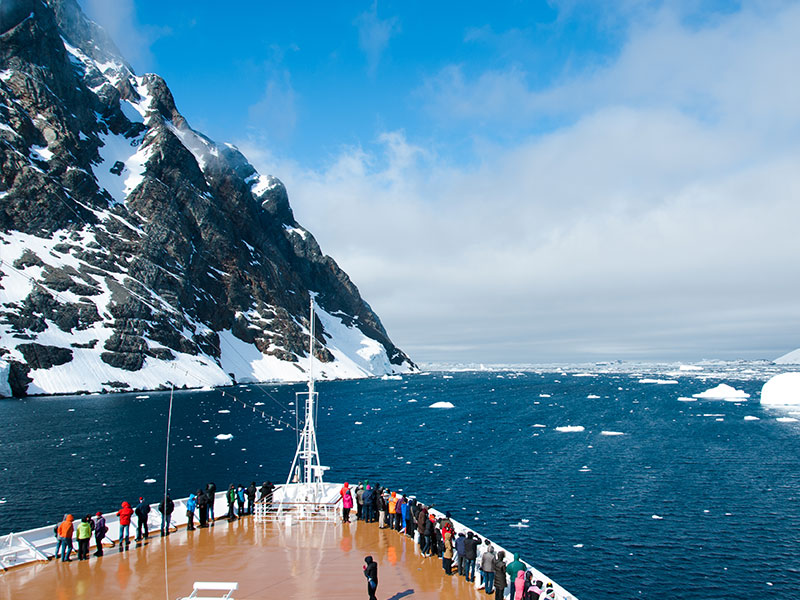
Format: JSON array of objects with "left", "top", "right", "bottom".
[{"left": 0, "top": 0, "right": 415, "bottom": 396}]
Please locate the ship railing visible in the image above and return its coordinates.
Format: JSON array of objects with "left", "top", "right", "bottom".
[{"left": 254, "top": 498, "right": 340, "bottom": 522}]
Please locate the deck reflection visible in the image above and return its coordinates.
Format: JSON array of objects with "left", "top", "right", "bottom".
[{"left": 1, "top": 518, "right": 484, "bottom": 599}]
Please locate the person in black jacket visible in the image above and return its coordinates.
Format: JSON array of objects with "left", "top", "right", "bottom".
[
  {"left": 463, "top": 531, "right": 481, "bottom": 582},
  {"left": 197, "top": 489, "right": 209, "bottom": 528},
  {"left": 206, "top": 482, "right": 217, "bottom": 522},
  {"left": 158, "top": 493, "right": 174, "bottom": 536},
  {"left": 134, "top": 497, "right": 150, "bottom": 541},
  {"left": 246, "top": 482, "right": 257, "bottom": 515},
  {"left": 363, "top": 555, "right": 378, "bottom": 600}
]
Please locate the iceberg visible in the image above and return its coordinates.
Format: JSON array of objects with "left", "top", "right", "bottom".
[
  {"left": 429, "top": 401, "right": 455, "bottom": 409},
  {"left": 760, "top": 372, "right": 800, "bottom": 406},
  {"left": 0, "top": 359, "right": 11, "bottom": 397},
  {"left": 215, "top": 433, "right": 234, "bottom": 440},
  {"left": 555, "top": 425, "right": 585, "bottom": 433},
  {"left": 692, "top": 384, "right": 750, "bottom": 401},
  {"left": 774, "top": 349, "right": 800, "bottom": 364}
]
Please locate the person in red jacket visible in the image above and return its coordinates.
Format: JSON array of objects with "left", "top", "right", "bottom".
[{"left": 116, "top": 501, "right": 134, "bottom": 551}]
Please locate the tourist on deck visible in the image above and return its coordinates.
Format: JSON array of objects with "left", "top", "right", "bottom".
[
  {"left": 197, "top": 489, "right": 209, "bottom": 527},
  {"left": 363, "top": 555, "right": 378, "bottom": 600},
  {"left": 523, "top": 573, "right": 541, "bottom": 599},
  {"left": 463, "top": 531, "right": 481, "bottom": 582},
  {"left": 55, "top": 514, "right": 74, "bottom": 561},
  {"left": 246, "top": 482, "right": 257, "bottom": 515},
  {"left": 416, "top": 504, "right": 429, "bottom": 551},
  {"left": 341, "top": 482, "right": 353, "bottom": 522},
  {"left": 541, "top": 582, "right": 556, "bottom": 599},
  {"left": 455, "top": 532, "right": 466, "bottom": 575},
  {"left": 371, "top": 482, "right": 381, "bottom": 519},
  {"left": 75, "top": 515, "right": 92, "bottom": 560},
  {"left": 378, "top": 491, "right": 388, "bottom": 529},
  {"left": 493, "top": 550, "right": 508, "bottom": 600},
  {"left": 134, "top": 497, "right": 150, "bottom": 541},
  {"left": 116, "top": 501, "right": 134, "bottom": 550},
  {"left": 226, "top": 484, "right": 237, "bottom": 521},
  {"left": 206, "top": 482, "right": 217, "bottom": 522},
  {"left": 405, "top": 497, "right": 417, "bottom": 538},
  {"left": 92, "top": 512, "right": 107, "bottom": 556},
  {"left": 395, "top": 494, "right": 406, "bottom": 531},
  {"left": 513, "top": 570, "right": 526, "bottom": 600},
  {"left": 423, "top": 513, "right": 436, "bottom": 557},
  {"left": 388, "top": 491, "right": 398, "bottom": 528},
  {"left": 430, "top": 516, "right": 442, "bottom": 557},
  {"left": 507, "top": 552, "right": 526, "bottom": 599},
  {"left": 236, "top": 485, "right": 246, "bottom": 517},
  {"left": 158, "top": 493, "right": 174, "bottom": 536},
  {"left": 259, "top": 481, "right": 275, "bottom": 502},
  {"left": 186, "top": 492, "right": 198, "bottom": 530},
  {"left": 442, "top": 520, "right": 455, "bottom": 574},
  {"left": 362, "top": 485, "right": 375, "bottom": 522},
  {"left": 356, "top": 482, "right": 365, "bottom": 520},
  {"left": 480, "top": 543, "right": 496, "bottom": 593}
]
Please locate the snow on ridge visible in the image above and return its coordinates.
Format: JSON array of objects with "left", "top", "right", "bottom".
[
  {"left": 283, "top": 224, "right": 308, "bottom": 239},
  {"left": 92, "top": 129, "right": 152, "bottom": 204},
  {"left": 165, "top": 121, "right": 219, "bottom": 171}
]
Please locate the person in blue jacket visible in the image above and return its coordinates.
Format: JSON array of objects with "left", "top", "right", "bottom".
[{"left": 186, "top": 492, "right": 197, "bottom": 530}]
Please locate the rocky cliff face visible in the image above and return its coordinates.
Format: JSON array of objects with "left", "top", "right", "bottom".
[{"left": 0, "top": 0, "right": 415, "bottom": 396}]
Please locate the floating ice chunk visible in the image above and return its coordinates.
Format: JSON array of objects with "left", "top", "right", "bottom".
[
  {"left": 381, "top": 374, "right": 402, "bottom": 380},
  {"left": 744, "top": 415, "right": 760, "bottom": 421},
  {"left": 136, "top": 395, "right": 150, "bottom": 399},
  {"left": 429, "top": 401, "right": 455, "bottom": 408},
  {"left": 652, "top": 515, "right": 663, "bottom": 520},
  {"left": 760, "top": 373, "right": 800, "bottom": 406},
  {"left": 677, "top": 397, "right": 697, "bottom": 402},
  {"left": 144, "top": 478, "right": 156, "bottom": 484},
  {"left": 692, "top": 384, "right": 750, "bottom": 401},
  {"left": 601, "top": 431, "right": 625, "bottom": 436},
  {"left": 408, "top": 399, "right": 418, "bottom": 403},
  {"left": 218, "top": 409, "right": 231, "bottom": 414},
  {"left": 533, "top": 424, "right": 547, "bottom": 428},
  {"left": 215, "top": 433, "right": 234, "bottom": 440},
  {"left": 201, "top": 420, "right": 209, "bottom": 423},
  {"left": 587, "top": 394, "right": 601, "bottom": 399},
  {"left": 579, "top": 466, "right": 591, "bottom": 472},
  {"left": 679, "top": 365, "right": 703, "bottom": 371},
  {"left": 254, "top": 402, "right": 265, "bottom": 406},
  {"left": 639, "top": 379, "right": 679, "bottom": 385},
  {"left": 776, "top": 417, "right": 799, "bottom": 423},
  {"left": 573, "top": 373, "right": 596, "bottom": 377},
  {"left": 354, "top": 421, "right": 363, "bottom": 425},
  {"left": 509, "top": 523, "right": 529, "bottom": 528},
  {"left": 555, "top": 426, "right": 585, "bottom": 433},
  {"left": 574, "top": 544, "right": 584, "bottom": 548}
]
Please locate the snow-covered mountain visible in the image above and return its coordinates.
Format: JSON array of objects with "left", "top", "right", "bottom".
[{"left": 0, "top": 0, "right": 415, "bottom": 396}]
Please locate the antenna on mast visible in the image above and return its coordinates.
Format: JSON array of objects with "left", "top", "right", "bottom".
[{"left": 285, "top": 292, "right": 328, "bottom": 498}]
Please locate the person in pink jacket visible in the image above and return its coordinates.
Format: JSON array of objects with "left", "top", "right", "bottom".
[
  {"left": 514, "top": 570, "right": 526, "bottom": 599},
  {"left": 340, "top": 483, "right": 353, "bottom": 522}
]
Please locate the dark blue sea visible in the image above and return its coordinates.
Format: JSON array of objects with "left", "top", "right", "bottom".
[{"left": 2, "top": 366, "right": 800, "bottom": 599}]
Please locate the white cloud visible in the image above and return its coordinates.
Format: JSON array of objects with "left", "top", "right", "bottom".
[
  {"left": 354, "top": 1, "right": 400, "bottom": 76},
  {"left": 248, "top": 70, "right": 297, "bottom": 142},
  {"left": 239, "top": 2, "right": 800, "bottom": 364},
  {"left": 80, "top": 0, "right": 169, "bottom": 72}
]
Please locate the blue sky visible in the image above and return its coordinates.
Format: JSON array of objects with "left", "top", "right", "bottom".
[{"left": 80, "top": 1, "right": 800, "bottom": 364}]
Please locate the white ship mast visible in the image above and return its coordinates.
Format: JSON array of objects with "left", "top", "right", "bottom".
[{"left": 285, "top": 294, "right": 327, "bottom": 498}]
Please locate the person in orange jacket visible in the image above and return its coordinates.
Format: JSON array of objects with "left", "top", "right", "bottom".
[
  {"left": 55, "top": 514, "right": 74, "bottom": 561},
  {"left": 116, "top": 501, "right": 134, "bottom": 551}
]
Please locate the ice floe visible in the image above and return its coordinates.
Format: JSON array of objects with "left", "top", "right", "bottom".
[
  {"left": 744, "top": 416, "right": 760, "bottom": 421},
  {"left": 218, "top": 409, "right": 231, "bottom": 414},
  {"left": 652, "top": 515, "right": 664, "bottom": 520},
  {"left": 692, "top": 383, "right": 750, "bottom": 401},
  {"left": 429, "top": 401, "right": 455, "bottom": 408},
  {"left": 215, "top": 433, "right": 233, "bottom": 440},
  {"left": 760, "top": 372, "right": 800, "bottom": 406},
  {"left": 143, "top": 478, "right": 156, "bottom": 484},
  {"left": 555, "top": 426, "right": 585, "bottom": 433},
  {"left": 677, "top": 397, "right": 697, "bottom": 402},
  {"left": 587, "top": 394, "right": 601, "bottom": 399},
  {"left": 601, "top": 431, "right": 625, "bottom": 436},
  {"left": 776, "top": 417, "right": 799, "bottom": 423},
  {"left": 639, "top": 378, "right": 678, "bottom": 385}
]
